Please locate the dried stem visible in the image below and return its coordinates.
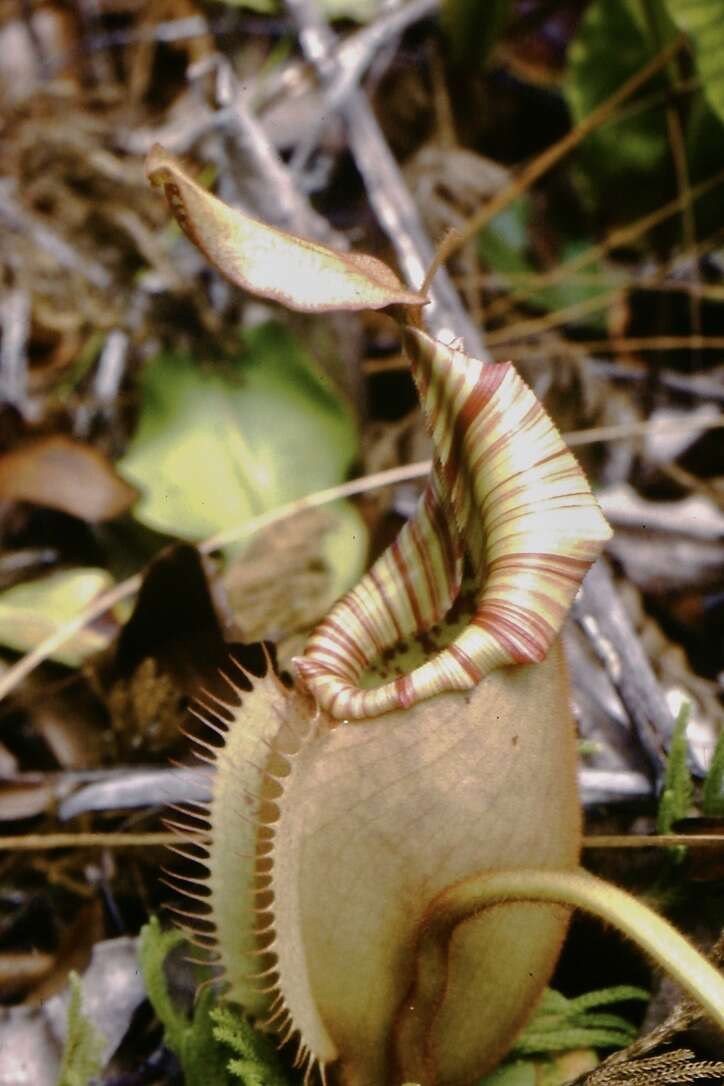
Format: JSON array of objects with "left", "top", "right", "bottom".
[
  {"left": 574, "top": 562, "right": 674, "bottom": 781},
  {"left": 0, "top": 832, "right": 720, "bottom": 853},
  {"left": 434, "top": 35, "right": 686, "bottom": 275},
  {"left": 0, "top": 831, "right": 180, "bottom": 850},
  {"left": 484, "top": 165, "right": 724, "bottom": 326}
]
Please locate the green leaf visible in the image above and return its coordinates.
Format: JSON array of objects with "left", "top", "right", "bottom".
[
  {"left": 478, "top": 197, "right": 615, "bottom": 328},
  {"left": 57, "top": 972, "right": 104, "bottom": 1086},
  {"left": 213, "top": 0, "right": 277, "bottom": 12},
  {"left": 208, "top": 0, "right": 382, "bottom": 22},
  {"left": 317, "top": 0, "right": 383, "bottom": 19},
  {"left": 702, "top": 730, "right": 724, "bottom": 816},
  {"left": 662, "top": 0, "right": 724, "bottom": 124},
  {"left": 118, "top": 322, "right": 359, "bottom": 543},
  {"left": 0, "top": 568, "right": 115, "bottom": 665},
  {"left": 138, "top": 917, "right": 189, "bottom": 1056},
  {"left": 318, "top": 499, "right": 368, "bottom": 604},
  {"left": 442, "top": 0, "right": 512, "bottom": 67},
  {"left": 478, "top": 198, "right": 533, "bottom": 281},
  {"left": 657, "top": 701, "right": 694, "bottom": 834},
  {"left": 182, "top": 988, "right": 239, "bottom": 1086},
  {"left": 211, "top": 1004, "right": 292, "bottom": 1086},
  {"left": 509, "top": 984, "right": 648, "bottom": 1057},
  {"left": 139, "top": 918, "right": 292, "bottom": 1086},
  {"left": 139, "top": 919, "right": 232, "bottom": 1086},
  {"left": 564, "top": 0, "right": 672, "bottom": 215},
  {"left": 476, "top": 1060, "right": 537, "bottom": 1086},
  {"left": 564, "top": 985, "right": 651, "bottom": 1012},
  {"left": 514, "top": 1026, "right": 635, "bottom": 1053}
]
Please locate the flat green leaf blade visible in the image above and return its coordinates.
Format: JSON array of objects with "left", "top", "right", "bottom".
[
  {"left": 442, "top": 0, "right": 512, "bottom": 67},
  {"left": 476, "top": 1062, "right": 536, "bottom": 1086},
  {"left": 0, "top": 568, "right": 115, "bottom": 665},
  {"left": 564, "top": 0, "right": 671, "bottom": 212},
  {"left": 118, "top": 322, "right": 359, "bottom": 541},
  {"left": 663, "top": 0, "right": 724, "bottom": 123}
]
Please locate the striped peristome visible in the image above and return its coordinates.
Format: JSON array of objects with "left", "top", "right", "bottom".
[{"left": 297, "top": 328, "right": 612, "bottom": 719}]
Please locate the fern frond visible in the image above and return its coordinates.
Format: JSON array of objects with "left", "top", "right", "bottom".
[
  {"left": 702, "top": 730, "right": 724, "bottom": 816},
  {"left": 657, "top": 702, "right": 693, "bottom": 835},
  {"left": 57, "top": 972, "right": 104, "bottom": 1086},
  {"left": 211, "top": 1004, "right": 291, "bottom": 1086},
  {"left": 510, "top": 985, "right": 648, "bottom": 1057}
]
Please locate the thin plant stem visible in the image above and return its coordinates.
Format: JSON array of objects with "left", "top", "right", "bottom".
[
  {"left": 564, "top": 414, "right": 724, "bottom": 447},
  {"left": 642, "top": 0, "right": 702, "bottom": 356},
  {"left": 397, "top": 866, "right": 724, "bottom": 1080},
  {"left": 0, "top": 831, "right": 181, "bottom": 850},
  {"left": 0, "top": 832, "right": 721, "bottom": 852},
  {"left": 484, "top": 289, "right": 622, "bottom": 347},
  {"left": 465, "top": 224, "right": 724, "bottom": 340},
  {"left": 512, "top": 335, "right": 724, "bottom": 354},
  {"left": 430, "top": 36, "right": 685, "bottom": 277},
  {"left": 466, "top": 270, "right": 724, "bottom": 299},
  {"left": 483, "top": 165, "right": 724, "bottom": 325},
  {"left": 1, "top": 412, "right": 724, "bottom": 703}
]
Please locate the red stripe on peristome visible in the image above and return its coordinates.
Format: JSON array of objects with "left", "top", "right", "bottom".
[
  {"left": 344, "top": 593, "right": 386, "bottom": 656},
  {"left": 394, "top": 674, "right": 415, "bottom": 709},
  {"left": 410, "top": 516, "right": 440, "bottom": 620},
  {"left": 369, "top": 566, "right": 404, "bottom": 642},
  {"left": 424, "top": 484, "right": 460, "bottom": 601},
  {"left": 472, "top": 609, "right": 547, "bottom": 663},
  {"left": 402, "top": 329, "right": 426, "bottom": 391},
  {"left": 484, "top": 493, "right": 596, "bottom": 536},
  {"left": 306, "top": 640, "right": 358, "bottom": 677},
  {"left": 520, "top": 589, "right": 569, "bottom": 624},
  {"left": 301, "top": 653, "right": 353, "bottom": 680},
  {"left": 479, "top": 476, "right": 528, "bottom": 517},
  {"left": 486, "top": 553, "right": 590, "bottom": 583},
  {"left": 515, "top": 399, "right": 544, "bottom": 435},
  {"left": 475, "top": 463, "right": 530, "bottom": 514},
  {"left": 529, "top": 445, "right": 572, "bottom": 471},
  {"left": 477, "top": 359, "right": 511, "bottom": 401},
  {"left": 448, "top": 643, "right": 483, "bottom": 683},
  {"left": 443, "top": 373, "right": 506, "bottom": 494},
  {"left": 316, "top": 616, "right": 368, "bottom": 670},
  {"left": 296, "top": 659, "right": 324, "bottom": 679},
  {"left": 331, "top": 685, "right": 354, "bottom": 717},
  {"left": 431, "top": 351, "right": 467, "bottom": 430},
  {"left": 483, "top": 599, "right": 556, "bottom": 648},
  {"left": 391, "top": 539, "right": 425, "bottom": 632},
  {"left": 469, "top": 409, "right": 509, "bottom": 473},
  {"left": 457, "top": 374, "right": 509, "bottom": 448}
]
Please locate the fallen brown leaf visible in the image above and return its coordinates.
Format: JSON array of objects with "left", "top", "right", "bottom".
[
  {"left": 0, "top": 951, "right": 54, "bottom": 1000},
  {"left": 27, "top": 900, "right": 104, "bottom": 1005},
  {"left": 0, "top": 780, "right": 56, "bottom": 821},
  {"left": 0, "top": 435, "right": 137, "bottom": 522}
]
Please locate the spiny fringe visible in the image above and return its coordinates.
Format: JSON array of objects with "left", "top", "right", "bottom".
[
  {"left": 165, "top": 652, "right": 327, "bottom": 1086},
  {"left": 167, "top": 799, "right": 210, "bottom": 820},
  {"left": 161, "top": 867, "right": 209, "bottom": 889},
  {"left": 165, "top": 844, "right": 210, "bottom": 866},
  {"left": 160, "top": 879, "right": 209, "bottom": 905},
  {"left": 168, "top": 756, "right": 213, "bottom": 779}
]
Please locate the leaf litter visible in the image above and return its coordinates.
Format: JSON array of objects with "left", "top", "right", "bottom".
[{"left": 0, "top": 1, "right": 723, "bottom": 1084}]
